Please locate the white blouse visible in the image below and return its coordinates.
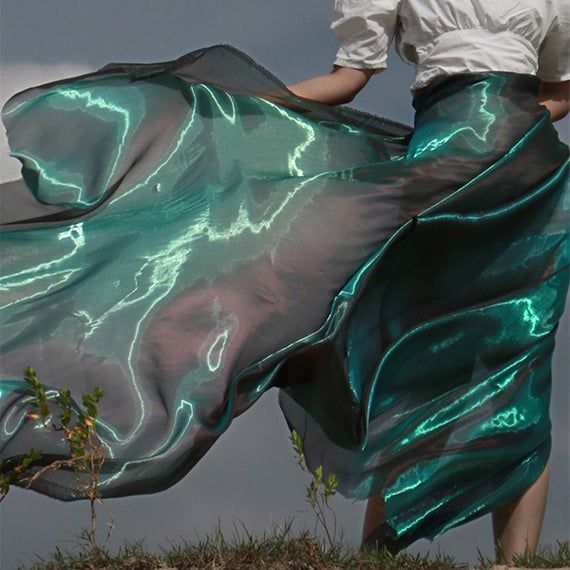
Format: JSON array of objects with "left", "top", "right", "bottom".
[{"left": 331, "top": 0, "right": 570, "bottom": 94}]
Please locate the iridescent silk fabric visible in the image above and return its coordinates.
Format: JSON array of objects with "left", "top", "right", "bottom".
[{"left": 1, "top": 45, "right": 568, "bottom": 548}]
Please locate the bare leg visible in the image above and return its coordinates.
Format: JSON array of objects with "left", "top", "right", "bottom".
[
  {"left": 492, "top": 462, "right": 550, "bottom": 565},
  {"left": 362, "top": 494, "right": 386, "bottom": 543}
]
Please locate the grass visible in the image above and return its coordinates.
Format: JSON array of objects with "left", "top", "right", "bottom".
[
  {"left": 8, "top": 374, "right": 570, "bottom": 569},
  {"left": 476, "top": 539, "right": 570, "bottom": 569},
  {"left": 17, "top": 518, "right": 570, "bottom": 570}
]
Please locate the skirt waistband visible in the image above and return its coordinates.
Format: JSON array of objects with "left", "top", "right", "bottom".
[{"left": 412, "top": 71, "right": 542, "bottom": 113}]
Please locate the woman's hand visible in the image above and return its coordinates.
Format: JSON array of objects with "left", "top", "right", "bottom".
[
  {"left": 538, "top": 80, "right": 569, "bottom": 122},
  {"left": 286, "top": 65, "right": 378, "bottom": 106}
]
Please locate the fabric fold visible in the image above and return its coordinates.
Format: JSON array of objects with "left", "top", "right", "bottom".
[{"left": 0, "top": 44, "right": 568, "bottom": 548}]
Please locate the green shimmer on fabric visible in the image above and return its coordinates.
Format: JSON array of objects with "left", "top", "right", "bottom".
[{"left": 0, "top": 45, "right": 568, "bottom": 550}]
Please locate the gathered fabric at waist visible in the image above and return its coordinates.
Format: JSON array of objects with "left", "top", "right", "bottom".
[
  {"left": 402, "top": 71, "right": 566, "bottom": 204},
  {"left": 411, "top": 70, "right": 542, "bottom": 113},
  {"left": 399, "top": 69, "right": 567, "bottom": 223},
  {"left": 409, "top": 70, "right": 549, "bottom": 151}
]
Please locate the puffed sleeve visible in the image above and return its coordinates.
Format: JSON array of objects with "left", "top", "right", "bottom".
[
  {"left": 331, "top": 0, "right": 399, "bottom": 74},
  {"left": 537, "top": 0, "right": 570, "bottom": 82}
]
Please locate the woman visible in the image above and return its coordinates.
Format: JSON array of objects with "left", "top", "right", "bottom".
[
  {"left": 0, "top": 0, "right": 568, "bottom": 565},
  {"left": 282, "top": 1, "right": 569, "bottom": 563}
]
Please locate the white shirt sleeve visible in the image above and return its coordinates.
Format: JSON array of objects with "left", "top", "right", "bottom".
[
  {"left": 537, "top": 0, "right": 570, "bottom": 82},
  {"left": 331, "top": 0, "right": 400, "bottom": 74}
]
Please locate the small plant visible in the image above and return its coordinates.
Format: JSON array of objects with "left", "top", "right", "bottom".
[
  {"left": 0, "top": 366, "right": 114, "bottom": 550},
  {"left": 289, "top": 428, "right": 341, "bottom": 549},
  {"left": 0, "top": 448, "right": 43, "bottom": 498}
]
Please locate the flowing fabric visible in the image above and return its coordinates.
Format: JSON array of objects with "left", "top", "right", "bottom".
[{"left": 0, "top": 44, "right": 568, "bottom": 548}]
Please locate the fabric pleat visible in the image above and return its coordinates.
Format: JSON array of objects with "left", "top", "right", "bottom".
[{"left": 0, "top": 44, "right": 568, "bottom": 547}]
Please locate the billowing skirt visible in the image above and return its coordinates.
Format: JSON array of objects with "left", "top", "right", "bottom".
[{"left": 1, "top": 44, "right": 568, "bottom": 549}]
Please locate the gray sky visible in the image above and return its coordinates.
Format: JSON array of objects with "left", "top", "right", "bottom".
[{"left": 1, "top": 2, "right": 568, "bottom": 569}]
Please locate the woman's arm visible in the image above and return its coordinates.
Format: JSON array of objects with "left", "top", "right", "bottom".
[
  {"left": 538, "top": 80, "right": 570, "bottom": 122},
  {"left": 286, "top": 66, "right": 377, "bottom": 106}
]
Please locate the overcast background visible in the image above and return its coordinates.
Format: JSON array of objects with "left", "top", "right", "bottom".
[{"left": 0, "top": 2, "right": 568, "bottom": 569}]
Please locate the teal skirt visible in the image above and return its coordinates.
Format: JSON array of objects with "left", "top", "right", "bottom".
[{"left": 1, "top": 45, "right": 568, "bottom": 549}]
